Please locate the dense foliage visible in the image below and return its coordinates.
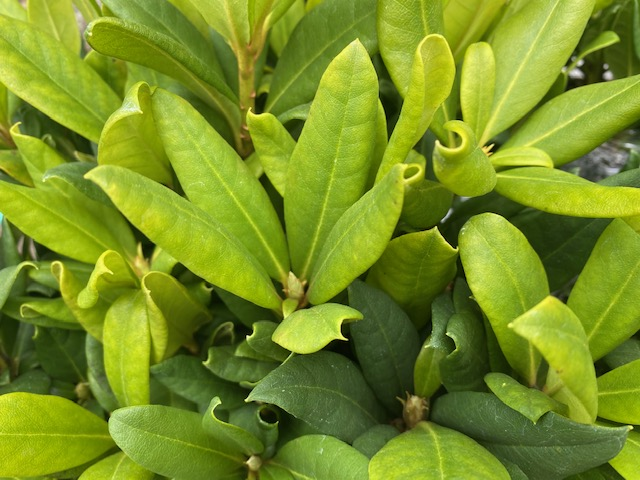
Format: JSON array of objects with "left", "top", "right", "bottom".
[{"left": 1, "top": 0, "right": 640, "bottom": 478}]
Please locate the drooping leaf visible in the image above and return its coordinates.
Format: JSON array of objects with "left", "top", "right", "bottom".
[
  {"left": 78, "top": 250, "right": 139, "bottom": 309},
  {"left": 247, "top": 351, "right": 387, "bottom": 443},
  {"left": 98, "top": 81, "right": 172, "bottom": 185},
  {"left": 151, "top": 87, "right": 289, "bottom": 282},
  {"left": 0, "top": 16, "right": 121, "bottom": 142},
  {"left": 273, "top": 303, "right": 362, "bottom": 354},
  {"left": 377, "top": 0, "right": 443, "bottom": 96},
  {"left": 376, "top": 34, "right": 455, "bottom": 181},
  {"left": 247, "top": 110, "right": 295, "bottom": 196},
  {"left": 86, "top": 165, "right": 282, "bottom": 309},
  {"left": 264, "top": 435, "right": 369, "bottom": 480},
  {"left": 284, "top": 39, "right": 378, "bottom": 280},
  {"left": 348, "top": 280, "right": 420, "bottom": 413},
  {"left": 431, "top": 392, "right": 630, "bottom": 480},
  {"left": 567, "top": 219, "right": 640, "bottom": 360},
  {"left": 485, "top": 372, "right": 567, "bottom": 423},
  {"left": 480, "top": 0, "right": 594, "bottom": 144},
  {"left": 597, "top": 359, "right": 640, "bottom": 424},
  {"left": 78, "top": 452, "right": 155, "bottom": 480},
  {"left": 367, "top": 227, "right": 458, "bottom": 328},
  {"left": 103, "top": 290, "right": 151, "bottom": 407},
  {"left": 85, "top": 17, "right": 240, "bottom": 128},
  {"left": 0, "top": 392, "right": 115, "bottom": 477},
  {"left": 504, "top": 75, "right": 640, "bottom": 166},
  {"left": 369, "top": 422, "right": 510, "bottom": 479},
  {"left": 109, "top": 405, "right": 246, "bottom": 480},
  {"left": 266, "top": 0, "right": 377, "bottom": 115},
  {"left": 0, "top": 179, "right": 137, "bottom": 265},
  {"left": 458, "top": 213, "right": 549, "bottom": 385},
  {"left": 306, "top": 163, "right": 415, "bottom": 304}
]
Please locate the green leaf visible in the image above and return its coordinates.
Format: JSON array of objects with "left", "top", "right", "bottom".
[
  {"left": 247, "top": 351, "right": 387, "bottom": 443},
  {"left": 367, "top": 227, "right": 458, "bottom": 328},
  {"left": 0, "top": 369, "right": 51, "bottom": 395},
  {"left": 348, "top": 280, "right": 420, "bottom": 413},
  {"left": 202, "top": 397, "right": 264, "bottom": 455},
  {"left": 306, "top": 164, "right": 414, "bottom": 304},
  {"left": 609, "top": 430, "right": 640, "bottom": 479},
  {"left": 188, "top": 0, "right": 249, "bottom": 49},
  {"left": 52, "top": 261, "right": 109, "bottom": 341},
  {"left": 481, "top": 0, "right": 594, "bottom": 144},
  {"left": 369, "top": 421, "right": 510, "bottom": 479},
  {"left": 205, "top": 345, "right": 279, "bottom": 383},
  {"left": 78, "top": 250, "right": 138, "bottom": 309},
  {"left": 109, "top": 405, "right": 246, "bottom": 480},
  {"left": 150, "top": 354, "right": 246, "bottom": 410},
  {"left": 247, "top": 110, "right": 295, "bottom": 196},
  {"left": 400, "top": 178, "right": 453, "bottom": 229},
  {"left": 266, "top": 0, "right": 377, "bottom": 115},
  {"left": 5, "top": 296, "right": 80, "bottom": 330},
  {"left": 86, "top": 334, "right": 120, "bottom": 413},
  {"left": 273, "top": 303, "right": 362, "bottom": 354},
  {"left": 377, "top": 34, "right": 455, "bottom": 181},
  {"left": 247, "top": 321, "right": 290, "bottom": 362},
  {"left": 0, "top": 0, "right": 26, "bottom": 20},
  {"left": 27, "top": 0, "right": 80, "bottom": 54},
  {"left": 98, "top": 82, "right": 172, "bottom": 185},
  {"left": 0, "top": 149, "right": 31, "bottom": 186},
  {"left": 490, "top": 146, "right": 554, "bottom": 170},
  {"left": 265, "top": 435, "right": 369, "bottom": 480},
  {"left": 604, "top": 338, "right": 640, "bottom": 370},
  {"left": 11, "top": 122, "right": 66, "bottom": 184},
  {"left": 151, "top": 88, "right": 289, "bottom": 282},
  {"left": 433, "top": 120, "right": 497, "bottom": 197},
  {"left": 504, "top": 75, "right": 640, "bottom": 166},
  {"left": 413, "top": 293, "right": 455, "bottom": 398},
  {"left": 353, "top": 425, "right": 400, "bottom": 459},
  {"left": 443, "top": 0, "right": 505, "bottom": 61},
  {"left": 0, "top": 261, "right": 35, "bottom": 310},
  {"left": 0, "top": 180, "right": 137, "bottom": 264},
  {"left": 103, "top": 290, "right": 151, "bottom": 407},
  {"left": 597, "top": 359, "right": 640, "bottom": 424},
  {"left": 0, "top": 16, "right": 120, "bottom": 143},
  {"left": 284, "top": 39, "right": 378, "bottom": 280},
  {"left": 43, "top": 162, "right": 114, "bottom": 206},
  {"left": 33, "top": 327, "right": 86, "bottom": 383},
  {"left": 510, "top": 296, "right": 597, "bottom": 423},
  {"left": 460, "top": 42, "right": 495, "bottom": 140},
  {"left": 567, "top": 219, "right": 640, "bottom": 360},
  {"left": 86, "top": 165, "right": 282, "bottom": 309},
  {"left": 458, "top": 213, "right": 549, "bottom": 385},
  {"left": 377, "top": 0, "right": 443, "bottom": 96},
  {"left": 431, "top": 392, "right": 630, "bottom": 480},
  {"left": 0, "top": 392, "right": 115, "bottom": 477},
  {"left": 85, "top": 17, "right": 240, "bottom": 130},
  {"left": 78, "top": 452, "right": 155, "bottom": 480},
  {"left": 485, "top": 372, "right": 568, "bottom": 423}
]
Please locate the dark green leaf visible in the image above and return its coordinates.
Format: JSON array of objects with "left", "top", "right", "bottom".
[
  {"left": 202, "top": 397, "right": 264, "bottom": 455},
  {"left": 33, "top": 327, "right": 86, "bottom": 383},
  {"left": 205, "top": 345, "right": 279, "bottom": 383},
  {"left": 352, "top": 424, "right": 400, "bottom": 459}
]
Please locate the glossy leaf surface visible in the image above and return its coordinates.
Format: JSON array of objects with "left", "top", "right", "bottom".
[
  {"left": 431, "top": 392, "right": 629, "bottom": 480},
  {"left": 109, "top": 405, "right": 246, "bottom": 480},
  {"left": 87, "top": 165, "right": 282, "bottom": 309},
  {"left": 481, "top": 0, "right": 593, "bottom": 143},
  {"left": 0, "top": 392, "right": 114, "bottom": 477},
  {"left": 266, "top": 0, "right": 377, "bottom": 115},
  {"left": 367, "top": 227, "right": 457, "bottom": 328},
  {"left": 459, "top": 213, "right": 548, "bottom": 385},
  {"left": 273, "top": 303, "right": 362, "bottom": 354},
  {"left": 568, "top": 219, "right": 640, "bottom": 360},
  {"left": 0, "top": 16, "right": 120, "bottom": 142},
  {"left": 152, "top": 88, "right": 289, "bottom": 281},
  {"left": 348, "top": 281, "right": 420, "bottom": 413},
  {"left": 369, "top": 422, "right": 510, "bottom": 479},
  {"left": 504, "top": 75, "right": 640, "bottom": 166},
  {"left": 247, "top": 351, "right": 386, "bottom": 443},
  {"left": 284, "top": 39, "right": 378, "bottom": 280},
  {"left": 265, "top": 435, "right": 369, "bottom": 480}
]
